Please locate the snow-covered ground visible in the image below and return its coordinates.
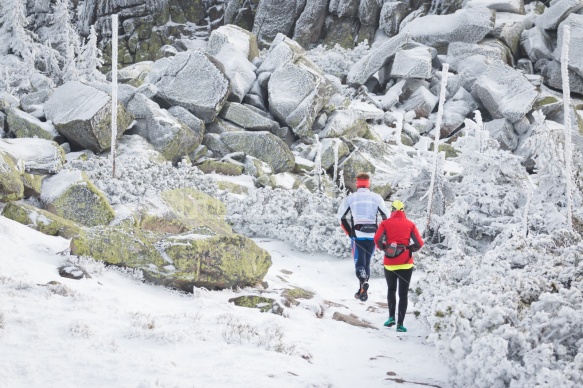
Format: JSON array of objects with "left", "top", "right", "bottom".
[{"left": 0, "top": 215, "right": 448, "bottom": 387}]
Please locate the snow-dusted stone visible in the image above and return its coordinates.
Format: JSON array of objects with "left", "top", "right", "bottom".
[
  {"left": 221, "top": 131, "right": 295, "bottom": 173},
  {"left": 441, "top": 88, "right": 479, "bottom": 137},
  {"left": 87, "top": 82, "right": 137, "bottom": 108},
  {"left": 118, "top": 61, "right": 154, "bottom": 86},
  {"left": 540, "top": 59, "right": 583, "bottom": 95},
  {"left": 197, "top": 159, "right": 244, "bottom": 176},
  {"left": 520, "top": 26, "right": 553, "bottom": 63},
  {"left": 202, "top": 133, "right": 232, "bottom": 158},
  {"left": 0, "top": 151, "right": 24, "bottom": 202},
  {"left": 332, "top": 0, "right": 360, "bottom": 18},
  {"left": 553, "top": 14, "right": 583, "bottom": 78},
  {"left": 219, "top": 102, "right": 278, "bottom": 131},
  {"left": 244, "top": 155, "right": 273, "bottom": 178},
  {"left": 213, "top": 43, "right": 257, "bottom": 103},
  {"left": 155, "top": 51, "right": 230, "bottom": 123},
  {"left": 207, "top": 24, "right": 260, "bottom": 62},
  {"left": 484, "top": 118, "right": 519, "bottom": 151},
  {"left": 318, "top": 110, "right": 368, "bottom": 139},
  {"left": 0, "top": 92, "right": 19, "bottom": 112},
  {"left": 143, "top": 57, "right": 173, "bottom": 85},
  {"left": 268, "top": 60, "right": 333, "bottom": 137},
  {"left": 430, "top": 71, "right": 463, "bottom": 101},
  {"left": 398, "top": 86, "right": 438, "bottom": 119},
  {"left": 535, "top": 0, "right": 583, "bottom": 30},
  {"left": 464, "top": 0, "right": 525, "bottom": 14},
  {"left": 127, "top": 94, "right": 200, "bottom": 162},
  {"left": 167, "top": 106, "right": 205, "bottom": 146},
  {"left": 348, "top": 100, "right": 385, "bottom": 121},
  {"left": 206, "top": 117, "right": 244, "bottom": 134},
  {"left": 6, "top": 108, "right": 60, "bottom": 141},
  {"left": 401, "top": 7, "right": 495, "bottom": 48},
  {"left": 472, "top": 62, "right": 539, "bottom": 123},
  {"left": 489, "top": 13, "right": 532, "bottom": 56},
  {"left": 1, "top": 202, "right": 82, "bottom": 239},
  {"left": 359, "top": 0, "right": 383, "bottom": 25},
  {"left": 252, "top": 0, "right": 298, "bottom": 48},
  {"left": 20, "top": 90, "right": 52, "bottom": 113},
  {"left": 339, "top": 139, "right": 394, "bottom": 191},
  {"left": 224, "top": 0, "right": 255, "bottom": 30},
  {"left": 320, "top": 138, "right": 350, "bottom": 170},
  {"left": 293, "top": 0, "right": 329, "bottom": 48},
  {"left": 294, "top": 155, "right": 315, "bottom": 173},
  {"left": 258, "top": 172, "right": 303, "bottom": 190},
  {"left": 379, "top": 1, "right": 410, "bottom": 37},
  {"left": 41, "top": 170, "right": 115, "bottom": 227},
  {"left": 0, "top": 138, "right": 65, "bottom": 175},
  {"left": 0, "top": 112, "right": 6, "bottom": 136},
  {"left": 347, "top": 34, "right": 408, "bottom": 85},
  {"left": 44, "top": 81, "right": 133, "bottom": 153},
  {"left": 391, "top": 46, "right": 434, "bottom": 79},
  {"left": 257, "top": 34, "right": 305, "bottom": 75},
  {"left": 378, "top": 79, "right": 406, "bottom": 111}
]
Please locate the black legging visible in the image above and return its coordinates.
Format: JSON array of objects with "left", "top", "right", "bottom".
[{"left": 384, "top": 267, "right": 413, "bottom": 325}]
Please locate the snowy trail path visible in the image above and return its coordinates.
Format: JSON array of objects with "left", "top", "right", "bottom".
[{"left": 0, "top": 216, "right": 448, "bottom": 387}]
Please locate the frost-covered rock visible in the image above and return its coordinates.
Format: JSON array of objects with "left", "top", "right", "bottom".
[
  {"left": 379, "top": 1, "right": 410, "bottom": 37},
  {"left": 446, "top": 42, "right": 503, "bottom": 72},
  {"left": 2, "top": 202, "right": 82, "bottom": 238},
  {"left": 484, "top": 118, "right": 520, "bottom": 151},
  {"left": 553, "top": 14, "right": 583, "bottom": 78},
  {"left": 464, "top": 0, "right": 525, "bottom": 14},
  {"left": 127, "top": 94, "right": 199, "bottom": 162},
  {"left": 398, "top": 86, "right": 438, "bottom": 119},
  {"left": 320, "top": 138, "right": 350, "bottom": 170},
  {"left": 293, "top": 0, "right": 329, "bottom": 48},
  {"left": 0, "top": 138, "right": 65, "bottom": 175},
  {"left": 244, "top": 155, "right": 273, "bottom": 178},
  {"left": 202, "top": 133, "right": 232, "bottom": 158},
  {"left": 258, "top": 172, "right": 303, "bottom": 190},
  {"left": 0, "top": 151, "right": 24, "bottom": 202},
  {"left": 520, "top": 26, "right": 554, "bottom": 63},
  {"left": 118, "top": 61, "right": 153, "bottom": 86},
  {"left": 490, "top": 12, "right": 532, "bottom": 56},
  {"left": 20, "top": 90, "right": 52, "bottom": 113},
  {"left": 338, "top": 138, "right": 394, "bottom": 191},
  {"left": 219, "top": 102, "right": 278, "bottom": 131},
  {"left": 41, "top": 170, "right": 115, "bottom": 227},
  {"left": 167, "top": 106, "right": 205, "bottom": 146},
  {"left": 294, "top": 155, "right": 315, "bottom": 173},
  {"left": 401, "top": 7, "right": 495, "bottom": 48},
  {"left": 318, "top": 110, "right": 368, "bottom": 139},
  {"left": 44, "top": 81, "right": 133, "bottom": 153},
  {"left": 359, "top": 0, "right": 383, "bottom": 26},
  {"left": 257, "top": 34, "right": 305, "bottom": 75},
  {"left": 472, "top": 62, "right": 539, "bottom": 123},
  {"left": 143, "top": 57, "right": 173, "bottom": 85},
  {"left": 206, "top": 117, "right": 244, "bottom": 134},
  {"left": 541, "top": 59, "right": 583, "bottom": 95},
  {"left": 197, "top": 159, "right": 244, "bottom": 176},
  {"left": 207, "top": 24, "right": 260, "bottom": 61},
  {"left": 347, "top": 34, "right": 407, "bottom": 85},
  {"left": 155, "top": 51, "right": 230, "bottom": 123},
  {"left": 535, "top": 0, "right": 583, "bottom": 30},
  {"left": 0, "top": 92, "right": 19, "bottom": 112},
  {"left": 331, "top": 0, "right": 360, "bottom": 18},
  {"left": 213, "top": 43, "right": 257, "bottom": 103},
  {"left": 268, "top": 60, "right": 333, "bottom": 137},
  {"left": 6, "top": 108, "right": 60, "bottom": 141},
  {"left": 221, "top": 131, "right": 295, "bottom": 173},
  {"left": 252, "top": 0, "right": 299, "bottom": 48},
  {"left": 391, "top": 46, "right": 434, "bottom": 79},
  {"left": 441, "top": 88, "right": 479, "bottom": 137}
]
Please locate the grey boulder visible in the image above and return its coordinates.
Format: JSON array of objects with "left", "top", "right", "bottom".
[{"left": 219, "top": 102, "right": 278, "bottom": 131}]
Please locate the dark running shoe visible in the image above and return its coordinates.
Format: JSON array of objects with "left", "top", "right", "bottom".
[
  {"left": 384, "top": 317, "right": 396, "bottom": 327},
  {"left": 396, "top": 324, "right": 407, "bottom": 333},
  {"left": 358, "top": 282, "right": 369, "bottom": 302}
]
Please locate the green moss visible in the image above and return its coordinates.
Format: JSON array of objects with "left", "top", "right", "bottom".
[
  {"left": 532, "top": 95, "right": 560, "bottom": 110},
  {"left": 324, "top": 17, "right": 356, "bottom": 49},
  {"left": 438, "top": 143, "right": 459, "bottom": 159},
  {"left": 197, "top": 160, "right": 243, "bottom": 176},
  {"left": 2, "top": 202, "right": 83, "bottom": 238},
  {"left": 282, "top": 287, "right": 315, "bottom": 300},
  {"left": 435, "top": 310, "right": 445, "bottom": 318},
  {"left": 228, "top": 295, "right": 276, "bottom": 312},
  {"left": 21, "top": 173, "right": 43, "bottom": 198},
  {"left": 0, "top": 151, "right": 24, "bottom": 202},
  {"left": 217, "top": 181, "right": 249, "bottom": 195}
]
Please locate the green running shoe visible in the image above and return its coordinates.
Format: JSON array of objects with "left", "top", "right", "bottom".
[
  {"left": 384, "top": 317, "right": 396, "bottom": 327},
  {"left": 396, "top": 324, "right": 407, "bottom": 333}
]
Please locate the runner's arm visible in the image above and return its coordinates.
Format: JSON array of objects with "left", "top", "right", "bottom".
[
  {"left": 374, "top": 222, "right": 387, "bottom": 250},
  {"left": 409, "top": 224, "right": 424, "bottom": 252}
]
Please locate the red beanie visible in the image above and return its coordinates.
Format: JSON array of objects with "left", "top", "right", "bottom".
[{"left": 356, "top": 178, "right": 370, "bottom": 188}]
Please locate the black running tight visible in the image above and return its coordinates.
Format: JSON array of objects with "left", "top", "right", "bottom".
[{"left": 384, "top": 267, "right": 413, "bottom": 325}]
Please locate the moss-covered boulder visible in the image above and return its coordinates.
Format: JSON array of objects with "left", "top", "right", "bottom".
[
  {"left": 229, "top": 295, "right": 282, "bottom": 314},
  {"left": 282, "top": 287, "right": 315, "bottom": 307},
  {"left": 0, "top": 151, "right": 24, "bottom": 202},
  {"left": 40, "top": 170, "right": 115, "bottom": 227},
  {"left": 2, "top": 202, "right": 83, "bottom": 238},
  {"left": 196, "top": 160, "right": 244, "bottom": 176},
  {"left": 152, "top": 233, "right": 272, "bottom": 290},
  {"left": 21, "top": 173, "right": 43, "bottom": 198},
  {"left": 217, "top": 180, "right": 249, "bottom": 195},
  {"left": 7, "top": 108, "right": 61, "bottom": 141}
]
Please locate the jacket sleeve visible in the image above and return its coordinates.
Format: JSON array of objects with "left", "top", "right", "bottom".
[
  {"left": 409, "top": 223, "right": 424, "bottom": 252},
  {"left": 377, "top": 196, "right": 390, "bottom": 220},
  {"left": 374, "top": 221, "right": 387, "bottom": 250},
  {"left": 337, "top": 197, "right": 353, "bottom": 236}
]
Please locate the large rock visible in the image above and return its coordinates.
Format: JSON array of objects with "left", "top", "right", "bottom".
[
  {"left": 446, "top": 42, "right": 504, "bottom": 72},
  {"left": 484, "top": 118, "right": 519, "bottom": 151},
  {"left": 127, "top": 93, "right": 199, "bottom": 162},
  {"left": 359, "top": 0, "right": 383, "bottom": 26},
  {"left": 401, "top": 7, "right": 496, "bottom": 48},
  {"left": 541, "top": 59, "right": 583, "bottom": 95},
  {"left": 490, "top": 12, "right": 532, "bottom": 57},
  {"left": 6, "top": 108, "right": 60, "bottom": 141},
  {"left": 155, "top": 51, "right": 230, "bottom": 123},
  {"left": 268, "top": 60, "right": 333, "bottom": 137},
  {"left": 464, "top": 0, "right": 525, "bottom": 14},
  {"left": 391, "top": 46, "right": 434, "bottom": 79},
  {"left": 220, "top": 131, "right": 295, "bottom": 173},
  {"left": 207, "top": 24, "right": 259, "bottom": 62},
  {"left": 213, "top": 43, "right": 257, "bottom": 103},
  {"left": 44, "top": 81, "right": 134, "bottom": 153},
  {"left": 0, "top": 138, "right": 65, "bottom": 174},
  {"left": 167, "top": 106, "right": 205, "bottom": 146},
  {"left": 320, "top": 138, "right": 350, "bottom": 170},
  {"left": 253, "top": 0, "right": 299, "bottom": 48},
  {"left": 441, "top": 88, "right": 479, "bottom": 137},
  {"left": 347, "top": 34, "right": 408, "bottom": 85},
  {"left": 472, "top": 62, "right": 538, "bottom": 123},
  {"left": 379, "top": 1, "right": 410, "bottom": 37},
  {"left": 224, "top": 0, "right": 257, "bottom": 31},
  {"left": 332, "top": 0, "right": 360, "bottom": 18},
  {"left": 318, "top": 110, "right": 368, "bottom": 139},
  {"left": 202, "top": 133, "right": 232, "bottom": 158},
  {"left": 398, "top": 86, "right": 438, "bottom": 119},
  {"left": 2, "top": 202, "right": 83, "bottom": 238},
  {"left": 0, "top": 151, "right": 24, "bottom": 202},
  {"left": 553, "top": 14, "right": 583, "bottom": 79},
  {"left": 323, "top": 15, "right": 358, "bottom": 49},
  {"left": 293, "top": 0, "right": 329, "bottom": 48},
  {"left": 40, "top": 170, "right": 115, "bottom": 227},
  {"left": 20, "top": 89, "right": 53, "bottom": 113},
  {"left": 535, "top": 0, "right": 583, "bottom": 30},
  {"left": 257, "top": 34, "right": 305, "bottom": 75},
  {"left": 339, "top": 139, "right": 394, "bottom": 191},
  {"left": 219, "top": 102, "right": 278, "bottom": 131},
  {"left": 258, "top": 172, "right": 303, "bottom": 190},
  {"left": 521, "top": 26, "right": 554, "bottom": 63}
]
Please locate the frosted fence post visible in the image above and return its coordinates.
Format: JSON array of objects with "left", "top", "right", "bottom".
[
  {"left": 111, "top": 14, "right": 119, "bottom": 178},
  {"left": 425, "top": 63, "right": 449, "bottom": 235},
  {"left": 333, "top": 140, "right": 339, "bottom": 186},
  {"left": 474, "top": 110, "right": 484, "bottom": 153},
  {"left": 395, "top": 111, "right": 403, "bottom": 149},
  {"left": 560, "top": 24, "right": 573, "bottom": 230},
  {"left": 314, "top": 135, "right": 322, "bottom": 192}
]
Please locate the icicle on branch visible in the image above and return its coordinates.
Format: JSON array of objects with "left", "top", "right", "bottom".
[
  {"left": 561, "top": 24, "right": 573, "bottom": 230},
  {"left": 425, "top": 63, "right": 449, "bottom": 235},
  {"left": 111, "top": 14, "right": 119, "bottom": 178}
]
